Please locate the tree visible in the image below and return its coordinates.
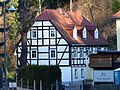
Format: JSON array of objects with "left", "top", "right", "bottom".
[
  {"left": 17, "top": 0, "right": 72, "bottom": 67},
  {"left": 112, "top": 0, "right": 120, "bottom": 13},
  {"left": 17, "top": 0, "right": 39, "bottom": 67}
]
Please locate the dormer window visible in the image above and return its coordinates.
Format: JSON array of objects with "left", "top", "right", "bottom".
[
  {"left": 82, "top": 27, "right": 87, "bottom": 39},
  {"left": 94, "top": 28, "right": 99, "bottom": 39},
  {"left": 73, "top": 26, "right": 77, "bottom": 40}
]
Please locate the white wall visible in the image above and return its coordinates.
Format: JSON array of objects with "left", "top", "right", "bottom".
[{"left": 116, "top": 19, "right": 120, "bottom": 50}]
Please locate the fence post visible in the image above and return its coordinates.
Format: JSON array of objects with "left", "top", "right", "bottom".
[
  {"left": 69, "top": 82, "right": 71, "bottom": 90},
  {"left": 34, "top": 80, "right": 36, "bottom": 90},
  {"left": 40, "top": 80, "right": 42, "bottom": 90},
  {"left": 56, "top": 80, "right": 58, "bottom": 90},
  {"left": 51, "top": 84, "right": 53, "bottom": 90},
  {"left": 21, "top": 78, "right": 22, "bottom": 90},
  {"left": 27, "top": 79, "right": 29, "bottom": 89}
]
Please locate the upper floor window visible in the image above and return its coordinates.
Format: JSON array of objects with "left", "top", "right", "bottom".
[
  {"left": 94, "top": 28, "right": 99, "bottom": 39},
  {"left": 73, "top": 47, "right": 77, "bottom": 58},
  {"left": 51, "top": 31, "right": 55, "bottom": 37},
  {"left": 73, "top": 26, "right": 77, "bottom": 40},
  {"left": 50, "top": 27, "right": 56, "bottom": 38},
  {"left": 32, "top": 30, "right": 37, "bottom": 39},
  {"left": 82, "top": 27, "right": 87, "bottom": 39}
]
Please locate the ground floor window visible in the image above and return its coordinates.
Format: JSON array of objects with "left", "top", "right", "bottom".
[
  {"left": 50, "top": 49, "right": 56, "bottom": 58},
  {"left": 31, "top": 48, "right": 37, "bottom": 59}
]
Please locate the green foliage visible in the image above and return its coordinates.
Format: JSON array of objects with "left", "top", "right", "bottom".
[
  {"left": 42, "top": 0, "right": 69, "bottom": 9},
  {"left": 112, "top": 0, "right": 120, "bottom": 13},
  {"left": 18, "top": 65, "right": 62, "bottom": 89},
  {"left": 19, "top": 65, "right": 61, "bottom": 82},
  {"left": 30, "top": 0, "right": 39, "bottom": 6},
  {"left": 7, "top": 0, "right": 19, "bottom": 42}
]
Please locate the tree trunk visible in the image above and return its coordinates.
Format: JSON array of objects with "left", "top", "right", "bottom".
[{"left": 18, "top": 33, "right": 27, "bottom": 67}]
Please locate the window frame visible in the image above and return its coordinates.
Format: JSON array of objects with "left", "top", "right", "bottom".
[
  {"left": 50, "top": 27, "right": 56, "bottom": 38},
  {"left": 94, "top": 28, "right": 99, "bottom": 39},
  {"left": 50, "top": 49, "right": 56, "bottom": 59},
  {"left": 75, "top": 68, "right": 78, "bottom": 79},
  {"left": 31, "top": 48, "right": 37, "bottom": 59},
  {"left": 82, "top": 27, "right": 87, "bottom": 39},
  {"left": 81, "top": 68, "right": 84, "bottom": 78},
  {"left": 32, "top": 30, "right": 37, "bottom": 39}
]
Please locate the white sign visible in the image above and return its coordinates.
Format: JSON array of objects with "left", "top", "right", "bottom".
[
  {"left": 94, "top": 70, "right": 114, "bottom": 82},
  {"left": 9, "top": 82, "right": 17, "bottom": 88}
]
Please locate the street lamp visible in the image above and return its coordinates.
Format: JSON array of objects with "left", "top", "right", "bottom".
[{"left": 3, "top": 0, "right": 16, "bottom": 89}]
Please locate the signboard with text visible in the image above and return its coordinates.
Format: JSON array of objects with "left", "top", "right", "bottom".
[{"left": 94, "top": 70, "right": 114, "bottom": 82}]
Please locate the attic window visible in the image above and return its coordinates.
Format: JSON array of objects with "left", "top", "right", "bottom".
[
  {"left": 94, "top": 28, "right": 99, "bottom": 39},
  {"left": 82, "top": 27, "right": 87, "bottom": 39},
  {"left": 73, "top": 26, "right": 77, "bottom": 40}
]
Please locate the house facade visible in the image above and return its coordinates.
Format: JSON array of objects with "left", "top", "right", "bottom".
[
  {"left": 17, "top": 9, "right": 109, "bottom": 84},
  {"left": 112, "top": 11, "right": 120, "bottom": 50}
]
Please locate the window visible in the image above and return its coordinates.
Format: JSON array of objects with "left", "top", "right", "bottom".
[
  {"left": 51, "top": 31, "right": 55, "bottom": 37},
  {"left": 32, "top": 30, "right": 37, "bottom": 38},
  {"left": 73, "top": 47, "right": 77, "bottom": 58},
  {"left": 94, "top": 28, "right": 99, "bottom": 39},
  {"left": 82, "top": 27, "right": 87, "bottom": 39},
  {"left": 51, "top": 49, "right": 56, "bottom": 58},
  {"left": 75, "top": 69, "right": 78, "bottom": 78},
  {"left": 50, "top": 27, "right": 56, "bottom": 38},
  {"left": 73, "top": 26, "right": 77, "bottom": 40},
  {"left": 31, "top": 49, "right": 37, "bottom": 59},
  {"left": 81, "top": 68, "right": 84, "bottom": 78}
]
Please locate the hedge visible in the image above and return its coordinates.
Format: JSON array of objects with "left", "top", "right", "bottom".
[{"left": 17, "top": 65, "right": 62, "bottom": 89}]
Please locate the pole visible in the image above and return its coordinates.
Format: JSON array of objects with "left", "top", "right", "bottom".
[
  {"left": 56, "top": 80, "right": 58, "bottom": 90},
  {"left": 70, "top": 47, "right": 73, "bottom": 90},
  {"left": 70, "top": 0, "right": 72, "bottom": 11},
  {"left": 3, "top": 0, "right": 8, "bottom": 89}
]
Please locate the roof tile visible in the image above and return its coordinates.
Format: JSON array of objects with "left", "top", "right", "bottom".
[{"left": 36, "top": 9, "right": 108, "bottom": 46}]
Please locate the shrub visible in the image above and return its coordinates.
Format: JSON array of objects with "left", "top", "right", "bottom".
[{"left": 17, "top": 65, "right": 62, "bottom": 89}]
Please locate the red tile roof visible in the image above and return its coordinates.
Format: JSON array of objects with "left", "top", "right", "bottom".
[
  {"left": 36, "top": 9, "right": 108, "bottom": 46},
  {"left": 112, "top": 11, "right": 120, "bottom": 19}
]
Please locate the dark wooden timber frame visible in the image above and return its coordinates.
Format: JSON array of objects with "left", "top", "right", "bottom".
[{"left": 17, "top": 20, "right": 109, "bottom": 67}]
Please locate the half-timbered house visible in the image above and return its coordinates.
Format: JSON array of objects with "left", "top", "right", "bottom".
[{"left": 17, "top": 9, "right": 109, "bottom": 85}]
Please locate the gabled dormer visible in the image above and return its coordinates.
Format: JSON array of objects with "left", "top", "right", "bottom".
[
  {"left": 94, "top": 28, "right": 99, "bottom": 39},
  {"left": 82, "top": 27, "right": 87, "bottom": 39},
  {"left": 73, "top": 26, "right": 77, "bottom": 40}
]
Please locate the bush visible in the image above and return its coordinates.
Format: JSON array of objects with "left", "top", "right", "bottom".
[{"left": 17, "top": 65, "right": 62, "bottom": 90}]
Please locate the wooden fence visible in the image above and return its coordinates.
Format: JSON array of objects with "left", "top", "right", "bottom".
[
  {"left": 17, "top": 78, "right": 59, "bottom": 90},
  {"left": 84, "top": 84, "right": 120, "bottom": 90}
]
